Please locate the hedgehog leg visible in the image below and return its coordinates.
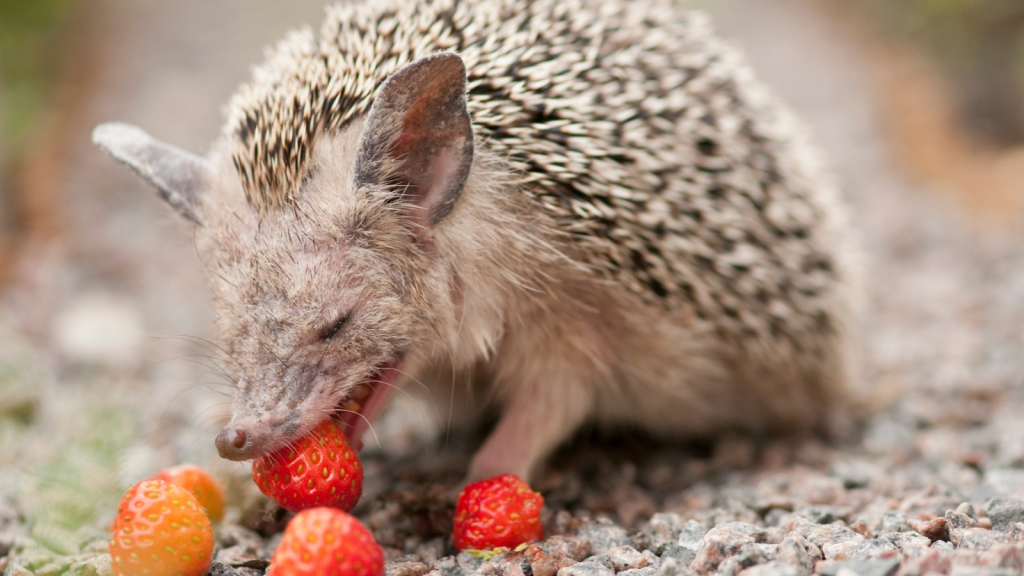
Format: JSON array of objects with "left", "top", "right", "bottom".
[{"left": 467, "top": 384, "right": 592, "bottom": 484}]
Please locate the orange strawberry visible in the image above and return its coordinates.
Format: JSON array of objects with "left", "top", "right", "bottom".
[
  {"left": 109, "top": 479, "right": 214, "bottom": 576},
  {"left": 150, "top": 464, "right": 226, "bottom": 522},
  {"left": 252, "top": 419, "right": 363, "bottom": 512},
  {"left": 269, "top": 507, "right": 384, "bottom": 576},
  {"left": 453, "top": 474, "right": 544, "bottom": 551}
]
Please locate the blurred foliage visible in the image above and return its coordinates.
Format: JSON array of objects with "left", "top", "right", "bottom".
[
  {"left": 850, "top": 0, "right": 1024, "bottom": 145},
  {"left": 0, "top": 324, "right": 137, "bottom": 575},
  {"left": 0, "top": 0, "right": 78, "bottom": 150}
]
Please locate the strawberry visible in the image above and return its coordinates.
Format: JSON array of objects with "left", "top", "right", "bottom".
[
  {"left": 252, "top": 419, "right": 363, "bottom": 512},
  {"left": 269, "top": 507, "right": 384, "bottom": 576},
  {"left": 109, "top": 479, "right": 214, "bottom": 576},
  {"left": 453, "top": 473, "right": 545, "bottom": 551},
  {"left": 150, "top": 463, "right": 226, "bottom": 522}
]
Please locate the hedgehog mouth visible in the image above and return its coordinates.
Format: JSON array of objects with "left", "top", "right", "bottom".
[{"left": 332, "top": 356, "right": 403, "bottom": 450}]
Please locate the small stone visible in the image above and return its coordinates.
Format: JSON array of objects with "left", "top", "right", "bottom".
[
  {"left": 658, "top": 545, "right": 696, "bottom": 567},
  {"left": 675, "top": 520, "right": 708, "bottom": 551},
  {"left": 821, "top": 538, "right": 898, "bottom": 561},
  {"left": 945, "top": 510, "right": 981, "bottom": 546},
  {"left": 558, "top": 561, "right": 616, "bottom": 576},
  {"left": 849, "top": 520, "right": 871, "bottom": 539},
  {"left": 209, "top": 564, "right": 264, "bottom": 576},
  {"left": 800, "top": 507, "right": 844, "bottom": 525},
  {"left": 215, "top": 545, "right": 269, "bottom": 569},
  {"left": 956, "top": 528, "right": 1003, "bottom": 551},
  {"left": 738, "top": 562, "right": 802, "bottom": 576},
  {"left": 776, "top": 533, "right": 820, "bottom": 576},
  {"left": 587, "top": 545, "right": 647, "bottom": 572},
  {"left": 456, "top": 553, "right": 484, "bottom": 572},
  {"left": 640, "top": 550, "right": 660, "bottom": 569},
  {"left": 216, "top": 524, "right": 264, "bottom": 550},
  {"left": 487, "top": 551, "right": 532, "bottom": 576},
  {"left": 876, "top": 511, "right": 911, "bottom": 534},
  {"left": 579, "top": 518, "right": 631, "bottom": 556},
  {"left": 931, "top": 540, "right": 956, "bottom": 551},
  {"left": 947, "top": 567, "right": 1018, "bottom": 576},
  {"left": 1010, "top": 522, "right": 1024, "bottom": 542},
  {"left": 910, "top": 517, "right": 947, "bottom": 542},
  {"left": 879, "top": 531, "right": 931, "bottom": 551},
  {"left": 387, "top": 561, "right": 431, "bottom": 576},
  {"left": 691, "top": 523, "right": 766, "bottom": 573},
  {"left": 618, "top": 568, "right": 658, "bottom": 576},
  {"left": 638, "top": 514, "right": 686, "bottom": 554},
  {"left": 955, "top": 503, "right": 978, "bottom": 520},
  {"left": 434, "top": 557, "right": 468, "bottom": 576},
  {"left": 787, "top": 518, "right": 862, "bottom": 550},
  {"left": 533, "top": 536, "right": 592, "bottom": 562},
  {"left": 986, "top": 497, "right": 1024, "bottom": 532},
  {"left": 656, "top": 557, "right": 695, "bottom": 576},
  {"left": 525, "top": 543, "right": 582, "bottom": 576},
  {"left": 816, "top": 557, "right": 899, "bottom": 576}
]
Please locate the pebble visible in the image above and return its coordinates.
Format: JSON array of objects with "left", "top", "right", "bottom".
[
  {"left": 638, "top": 514, "right": 686, "bottom": 554},
  {"left": 787, "top": 518, "right": 863, "bottom": 550},
  {"left": 821, "top": 538, "right": 898, "bottom": 561},
  {"left": 579, "top": 519, "right": 631, "bottom": 556},
  {"left": 209, "top": 563, "right": 264, "bottom": 576},
  {"left": 875, "top": 511, "right": 911, "bottom": 534},
  {"left": 388, "top": 561, "right": 432, "bottom": 576},
  {"left": 618, "top": 567, "right": 658, "bottom": 576},
  {"left": 816, "top": 558, "right": 899, "bottom": 576},
  {"left": 586, "top": 545, "right": 648, "bottom": 572},
  {"left": 558, "top": 561, "right": 616, "bottom": 576},
  {"left": 910, "top": 517, "right": 947, "bottom": 542},
  {"left": 985, "top": 497, "right": 1024, "bottom": 532},
  {"left": 878, "top": 531, "right": 931, "bottom": 551},
  {"left": 776, "top": 533, "right": 820, "bottom": 575},
  {"left": 738, "top": 561, "right": 802, "bottom": 576},
  {"left": 691, "top": 523, "right": 766, "bottom": 573},
  {"left": 945, "top": 510, "right": 981, "bottom": 546},
  {"left": 956, "top": 528, "right": 1002, "bottom": 551},
  {"left": 658, "top": 544, "right": 696, "bottom": 567},
  {"left": 656, "top": 557, "right": 696, "bottom": 576},
  {"left": 676, "top": 520, "right": 709, "bottom": 552}
]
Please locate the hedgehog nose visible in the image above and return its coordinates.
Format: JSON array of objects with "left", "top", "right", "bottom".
[{"left": 215, "top": 426, "right": 252, "bottom": 461}]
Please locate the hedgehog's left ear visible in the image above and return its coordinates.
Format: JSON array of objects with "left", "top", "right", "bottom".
[
  {"left": 355, "top": 52, "right": 474, "bottom": 237},
  {"left": 93, "top": 123, "right": 209, "bottom": 224}
]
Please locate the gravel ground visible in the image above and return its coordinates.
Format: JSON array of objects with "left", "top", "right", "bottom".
[{"left": 3, "top": 1, "right": 1024, "bottom": 575}]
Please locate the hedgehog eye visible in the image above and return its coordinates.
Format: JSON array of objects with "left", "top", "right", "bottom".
[{"left": 320, "top": 312, "right": 352, "bottom": 341}]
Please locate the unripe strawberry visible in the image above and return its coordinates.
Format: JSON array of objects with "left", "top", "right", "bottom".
[
  {"left": 109, "top": 480, "right": 214, "bottom": 576},
  {"left": 269, "top": 507, "right": 384, "bottom": 576}
]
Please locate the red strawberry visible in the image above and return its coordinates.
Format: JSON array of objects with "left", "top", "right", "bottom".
[
  {"left": 151, "top": 464, "right": 226, "bottom": 522},
  {"left": 453, "top": 474, "right": 544, "bottom": 551},
  {"left": 269, "top": 507, "right": 384, "bottom": 576},
  {"left": 252, "top": 419, "right": 363, "bottom": 512},
  {"left": 109, "top": 480, "right": 214, "bottom": 576}
]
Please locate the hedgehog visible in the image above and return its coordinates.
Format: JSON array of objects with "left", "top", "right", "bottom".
[{"left": 93, "top": 0, "right": 859, "bottom": 482}]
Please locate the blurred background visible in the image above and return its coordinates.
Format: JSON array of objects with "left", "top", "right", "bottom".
[{"left": 1, "top": 0, "right": 1024, "bottom": 564}]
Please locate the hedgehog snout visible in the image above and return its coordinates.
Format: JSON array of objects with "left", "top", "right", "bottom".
[{"left": 215, "top": 426, "right": 253, "bottom": 460}]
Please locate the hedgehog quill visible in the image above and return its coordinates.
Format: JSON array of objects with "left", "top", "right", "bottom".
[{"left": 94, "top": 0, "right": 859, "bottom": 482}]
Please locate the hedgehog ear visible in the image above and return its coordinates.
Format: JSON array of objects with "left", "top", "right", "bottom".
[
  {"left": 92, "top": 123, "right": 209, "bottom": 224},
  {"left": 355, "top": 52, "right": 474, "bottom": 235}
]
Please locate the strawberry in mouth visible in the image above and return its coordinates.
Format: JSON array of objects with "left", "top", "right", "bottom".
[{"left": 333, "top": 357, "right": 403, "bottom": 450}]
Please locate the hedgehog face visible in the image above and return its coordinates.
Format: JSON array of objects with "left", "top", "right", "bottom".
[
  {"left": 200, "top": 188, "right": 432, "bottom": 459},
  {"left": 200, "top": 53, "right": 475, "bottom": 460}
]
